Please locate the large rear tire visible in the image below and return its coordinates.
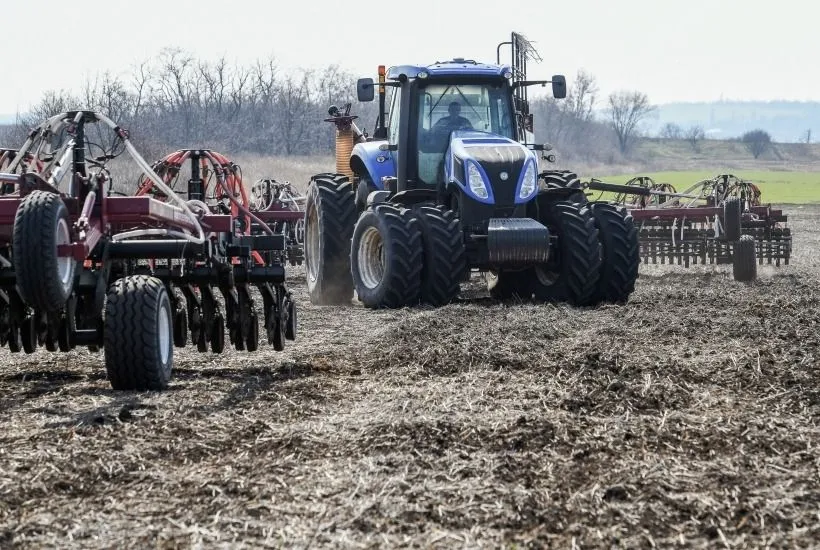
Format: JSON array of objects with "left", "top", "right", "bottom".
[
  {"left": 104, "top": 275, "right": 173, "bottom": 391},
  {"left": 304, "top": 174, "right": 357, "bottom": 305},
  {"left": 13, "top": 191, "right": 76, "bottom": 312},
  {"left": 532, "top": 201, "right": 601, "bottom": 305},
  {"left": 351, "top": 204, "right": 423, "bottom": 309},
  {"left": 414, "top": 205, "right": 466, "bottom": 306},
  {"left": 586, "top": 202, "right": 640, "bottom": 305}
]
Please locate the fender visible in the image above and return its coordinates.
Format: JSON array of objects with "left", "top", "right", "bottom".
[{"left": 350, "top": 141, "right": 396, "bottom": 190}]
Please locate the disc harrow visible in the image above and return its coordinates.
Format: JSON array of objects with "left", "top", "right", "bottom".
[{"left": 0, "top": 112, "right": 299, "bottom": 390}]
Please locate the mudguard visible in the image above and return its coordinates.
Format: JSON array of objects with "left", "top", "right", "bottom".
[{"left": 350, "top": 141, "right": 396, "bottom": 190}]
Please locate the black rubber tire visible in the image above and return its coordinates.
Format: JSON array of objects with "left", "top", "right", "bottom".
[
  {"left": 21, "top": 316, "right": 37, "bottom": 354},
  {"left": 351, "top": 204, "right": 423, "bottom": 309},
  {"left": 210, "top": 314, "right": 225, "bottom": 354},
  {"left": 723, "top": 197, "right": 742, "bottom": 242},
  {"left": 285, "top": 300, "right": 296, "bottom": 340},
  {"left": 539, "top": 170, "right": 586, "bottom": 203},
  {"left": 413, "top": 205, "right": 466, "bottom": 306},
  {"left": 486, "top": 270, "right": 533, "bottom": 300},
  {"left": 246, "top": 314, "right": 259, "bottom": 352},
  {"left": 173, "top": 309, "right": 188, "bottom": 348},
  {"left": 733, "top": 235, "right": 757, "bottom": 282},
  {"left": 586, "top": 203, "right": 640, "bottom": 305},
  {"left": 13, "top": 191, "right": 76, "bottom": 312},
  {"left": 8, "top": 325, "right": 21, "bottom": 353},
  {"left": 304, "top": 174, "right": 357, "bottom": 305},
  {"left": 272, "top": 312, "right": 285, "bottom": 351},
  {"left": 532, "top": 201, "right": 602, "bottom": 305},
  {"left": 104, "top": 275, "right": 173, "bottom": 391}
]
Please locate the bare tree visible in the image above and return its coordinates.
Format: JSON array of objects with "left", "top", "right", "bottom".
[
  {"left": 607, "top": 91, "right": 655, "bottom": 154},
  {"left": 659, "top": 123, "right": 682, "bottom": 140},
  {"left": 804, "top": 129, "right": 812, "bottom": 144},
  {"left": 566, "top": 70, "right": 598, "bottom": 123},
  {"left": 685, "top": 125, "right": 705, "bottom": 152},
  {"left": 742, "top": 129, "right": 772, "bottom": 159}
]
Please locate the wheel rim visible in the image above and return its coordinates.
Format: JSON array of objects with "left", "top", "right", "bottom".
[
  {"left": 357, "top": 226, "right": 385, "bottom": 290},
  {"left": 56, "top": 217, "right": 72, "bottom": 293},
  {"left": 305, "top": 202, "right": 319, "bottom": 283},
  {"left": 158, "top": 303, "right": 171, "bottom": 365}
]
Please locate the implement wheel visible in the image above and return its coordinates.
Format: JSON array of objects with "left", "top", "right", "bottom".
[
  {"left": 104, "top": 276, "right": 173, "bottom": 391},
  {"left": 13, "top": 191, "right": 76, "bottom": 312},
  {"left": 733, "top": 235, "right": 757, "bottom": 282}
]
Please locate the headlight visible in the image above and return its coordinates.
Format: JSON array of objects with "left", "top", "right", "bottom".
[
  {"left": 467, "top": 162, "right": 489, "bottom": 199},
  {"left": 518, "top": 161, "right": 537, "bottom": 200}
]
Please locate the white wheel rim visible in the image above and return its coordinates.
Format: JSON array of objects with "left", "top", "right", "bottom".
[
  {"left": 56, "top": 218, "right": 73, "bottom": 293},
  {"left": 357, "top": 227, "right": 385, "bottom": 290},
  {"left": 158, "top": 304, "right": 171, "bottom": 365},
  {"left": 306, "top": 203, "right": 319, "bottom": 283}
]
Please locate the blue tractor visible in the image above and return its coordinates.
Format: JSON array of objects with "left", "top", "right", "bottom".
[{"left": 304, "top": 32, "right": 639, "bottom": 308}]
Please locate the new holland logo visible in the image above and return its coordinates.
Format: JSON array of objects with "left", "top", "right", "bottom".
[{"left": 499, "top": 171, "right": 509, "bottom": 181}]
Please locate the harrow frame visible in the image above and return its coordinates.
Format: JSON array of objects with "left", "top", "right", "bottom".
[{"left": 0, "top": 111, "right": 299, "bottom": 390}]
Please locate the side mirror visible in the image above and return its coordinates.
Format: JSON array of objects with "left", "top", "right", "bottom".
[
  {"left": 551, "top": 75, "right": 567, "bottom": 99},
  {"left": 524, "top": 113, "right": 534, "bottom": 133},
  {"left": 357, "top": 78, "right": 375, "bottom": 102}
]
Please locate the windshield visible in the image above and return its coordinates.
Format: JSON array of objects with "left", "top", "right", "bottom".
[{"left": 416, "top": 83, "right": 513, "bottom": 185}]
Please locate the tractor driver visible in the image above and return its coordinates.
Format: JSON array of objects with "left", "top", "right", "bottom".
[{"left": 433, "top": 101, "right": 473, "bottom": 132}]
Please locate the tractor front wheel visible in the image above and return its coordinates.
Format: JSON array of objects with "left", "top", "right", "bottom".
[
  {"left": 533, "top": 201, "right": 601, "bottom": 305},
  {"left": 414, "top": 205, "right": 465, "bottom": 306},
  {"left": 351, "top": 204, "right": 423, "bottom": 309},
  {"left": 586, "top": 202, "right": 640, "bottom": 305}
]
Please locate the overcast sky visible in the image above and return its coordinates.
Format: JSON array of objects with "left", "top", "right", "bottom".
[{"left": 2, "top": 0, "right": 816, "bottom": 114}]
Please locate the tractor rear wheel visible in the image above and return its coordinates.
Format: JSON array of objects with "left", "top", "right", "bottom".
[
  {"left": 414, "top": 205, "right": 465, "bottom": 306},
  {"left": 539, "top": 170, "right": 586, "bottom": 204},
  {"left": 733, "top": 234, "right": 757, "bottom": 282},
  {"left": 104, "top": 275, "right": 173, "bottom": 391},
  {"left": 304, "top": 174, "right": 357, "bottom": 305},
  {"left": 586, "top": 203, "right": 640, "bottom": 305},
  {"left": 13, "top": 191, "right": 76, "bottom": 313},
  {"left": 351, "top": 204, "right": 423, "bottom": 309},
  {"left": 532, "top": 201, "right": 601, "bottom": 305}
]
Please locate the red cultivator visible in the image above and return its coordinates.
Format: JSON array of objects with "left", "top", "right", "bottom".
[
  {"left": 584, "top": 174, "right": 792, "bottom": 281},
  {"left": 0, "top": 112, "right": 299, "bottom": 390}
]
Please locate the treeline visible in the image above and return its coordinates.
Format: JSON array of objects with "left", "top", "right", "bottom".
[
  {"left": 1, "top": 51, "right": 785, "bottom": 164},
  {"left": 3, "top": 49, "right": 379, "bottom": 158}
]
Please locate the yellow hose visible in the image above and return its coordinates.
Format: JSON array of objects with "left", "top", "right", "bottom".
[{"left": 335, "top": 127, "right": 355, "bottom": 181}]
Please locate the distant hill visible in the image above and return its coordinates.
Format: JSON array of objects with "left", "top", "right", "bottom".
[{"left": 647, "top": 101, "right": 820, "bottom": 143}]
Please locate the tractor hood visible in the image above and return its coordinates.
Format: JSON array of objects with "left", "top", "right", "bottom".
[{"left": 445, "top": 130, "right": 539, "bottom": 206}]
